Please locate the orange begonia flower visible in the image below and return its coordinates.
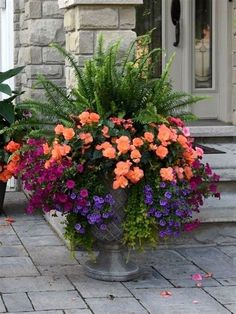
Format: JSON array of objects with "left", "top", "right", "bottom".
[
  {"left": 11, "top": 154, "right": 20, "bottom": 162},
  {"left": 96, "top": 141, "right": 112, "bottom": 151},
  {"left": 5, "top": 141, "right": 21, "bottom": 153},
  {"left": 113, "top": 175, "right": 128, "bottom": 189},
  {"left": 149, "top": 143, "right": 158, "bottom": 151},
  {"left": 102, "top": 147, "right": 116, "bottom": 159},
  {"left": 90, "top": 112, "right": 100, "bottom": 123},
  {"left": 132, "top": 137, "right": 144, "bottom": 147},
  {"left": 130, "top": 149, "right": 141, "bottom": 163},
  {"left": 177, "top": 135, "right": 189, "bottom": 148},
  {"left": 62, "top": 128, "right": 75, "bottom": 141},
  {"left": 102, "top": 126, "right": 110, "bottom": 138},
  {"left": 174, "top": 166, "right": 184, "bottom": 180},
  {"left": 78, "top": 111, "right": 90, "bottom": 125},
  {"left": 160, "top": 167, "right": 174, "bottom": 181},
  {"left": 183, "top": 148, "right": 197, "bottom": 165},
  {"left": 51, "top": 143, "right": 71, "bottom": 160},
  {"left": 79, "top": 111, "right": 100, "bottom": 125},
  {"left": 184, "top": 166, "right": 193, "bottom": 180},
  {"left": 157, "top": 124, "right": 172, "bottom": 143},
  {"left": 54, "top": 124, "right": 64, "bottom": 135},
  {"left": 155, "top": 145, "right": 168, "bottom": 159},
  {"left": 43, "top": 143, "right": 51, "bottom": 155},
  {"left": 6, "top": 161, "right": 18, "bottom": 174},
  {"left": 114, "top": 160, "right": 132, "bottom": 176},
  {"left": 116, "top": 136, "right": 131, "bottom": 154},
  {"left": 0, "top": 169, "right": 12, "bottom": 182},
  {"left": 79, "top": 132, "right": 93, "bottom": 145},
  {"left": 126, "top": 167, "right": 144, "bottom": 183},
  {"left": 144, "top": 132, "right": 154, "bottom": 143}
]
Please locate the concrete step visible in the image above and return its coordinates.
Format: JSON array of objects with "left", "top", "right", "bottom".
[{"left": 189, "top": 125, "right": 236, "bottom": 138}]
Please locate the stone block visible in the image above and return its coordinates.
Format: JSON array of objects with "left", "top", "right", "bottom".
[
  {"left": 21, "top": 234, "right": 63, "bottom": 247},
  {"left": 95, "top": 30, "right": 136, "bottom": 54},
  {"left": 65, "top": 310, "right": 92, "bottom": 314},
  {"left": 69, "top": 30, "right": 94, "bottom": 53},
  {"left": 2, "top": 293, "right": 33, "bottom": 312},
  {"left": 205, "top": 286, "right": 236, "bottom": 305},
  {"left": 0, "top": 298, "right": 5, "bottom": 313},
  {"left": 233, "top": 67, "right": 236, "bottom": 84},
  {"left": 42, "top": 47, "right": 65, "bottom": 64},
  {"left": 0, "top": 276, "right": 74, "bottom": 293},
  {"left": 38, "top": 264, "right": 83, "bottom": 276},
  {"left": 76, "top": 6, "right": 119, "bottom": 29},
  {"left": 29, "top": 46, "right": 42, "bottom": 64},
  {"left": 26, "top": 65, "right": 63, "bottom": 79},
  {"left": 0, "top": 257, "right": 39, "bottom": 277},
  {"left": 28, "top": 19, "right": 65, "bottom": 45},
  {"left": 25, "top": 1, "right": 42, "bottom": 19},
  {"left": 86, "top": 298, "right": 148, "bottom": 314},
  {"left": 119, "top": 6, "right": 135, "bottom": 29},
  {"left": 0, "top": 246, "right": 28, "bottom": 257},
  {"left": 64, "top": 8, "right": 75, "bottom": 31},
  {"left": 43, "top": 1, "right": 63, "bottom": 18},
  {"left": 132, "top": 288, "right": 230, "bottom": 314},
  {"left": 69, "top": 274, "right": 132, "bottom": 298},
  {"left": 28, "top": 291, "right": 87, "bottom": 311},
  {"left": 19, "top": 30, "right": 29, "bottom": 46}
]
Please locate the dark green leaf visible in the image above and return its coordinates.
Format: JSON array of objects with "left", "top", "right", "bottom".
[{"left": 0, "top": 83, "right": 12, "bottom": 96}]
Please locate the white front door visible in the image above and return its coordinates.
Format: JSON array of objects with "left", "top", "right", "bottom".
[{"left": 163, "top": 0, "right": 232, "bottom": 122}]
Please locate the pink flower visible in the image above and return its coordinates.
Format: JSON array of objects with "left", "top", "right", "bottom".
[
  {"left": 184, "top": 219, "right": 200, "bottom": 232},
  {"left": 80, "top": 188, "right": 89, "bottom": 198},
  {"left": 77, "top": 164, "right": 84, "bottom": 173},
  {"left": 195, "top": 146, "right": 204, "bottom": 157},
  {"left": 182, "top": 127, "right": 190, "bottom": 137},
  {"left": 66, "top": 180, "right": 75, "bottom": 189},
  {"left": 191, "top": 273, "right": 203, "bottom": 281}
]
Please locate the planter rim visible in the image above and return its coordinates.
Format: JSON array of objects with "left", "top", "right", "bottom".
[{"left": 58, "top": 0, "right": 143, "bottom": 9}]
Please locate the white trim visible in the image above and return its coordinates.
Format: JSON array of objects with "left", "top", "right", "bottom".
[{"left": 58, "top": 0, "right": 143, "bottom": 9}]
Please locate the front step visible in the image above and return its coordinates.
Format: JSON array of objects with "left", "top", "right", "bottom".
[{"left": 190, "top": 127, "right": 236, "bottom": 223}]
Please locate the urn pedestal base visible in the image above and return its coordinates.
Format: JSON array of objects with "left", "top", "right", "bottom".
[{"left": 84, "top": 243, "right": 140, "bottom": 282}]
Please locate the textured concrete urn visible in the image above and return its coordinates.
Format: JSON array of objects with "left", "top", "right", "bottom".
[{"left": 84, "top": 186, "right": 140, "bottom": 281}]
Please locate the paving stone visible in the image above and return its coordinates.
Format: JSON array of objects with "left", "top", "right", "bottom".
[
  {"left": 2, "top": 293, "right": 33, "bottom": 312},
  {"left": 0, "top": 276, "right": 74, "bottom": 293},
  {"left": 27, "top": 246, "right": 78, "bottom": 266},
  {"left": 178, "top": 247, "right": 236, "bottom": 278},
  {"left": 0, "top": 224, "right": 14, "bottom": 235},
  {"left": 154, "top": 263, "right": 203, "bottom": 280},
  {"left": 218, "top": 245, "right": 236, "bottom": 258},
  {"left": 132, "top": 288, "right": 230, "bottom": 314},
  {"left": 133, "top": 249, "right": 191, "bottom": 268},
  {"left": 0, "top": 235, "right": 21, "bottom": 246},
  {"left": 225, "top": 304, "right": 236, "bottom": 313},
  {"left": 0, "top": 246, "right": 28, "bottom": 257},
  {"left": 170, "top": 278, "right": 221, "bottom": 288},
  {"left": 13, "top": 222, "right": 55, "bottom": 237},
  {"left": 205, "top": 286, "right": 236, "bottom": 305},
  {"left": 65, "top": 310, "right": 93, "bottom": 314},
  {"left": 69, "top": 274, "right": 132, "bottom": 298},
  {"left": 20, "top": 235, "right": 63, "bottom": 247},
  {"left": 5, "top": 312, "right": 63, "bottom": 314},
  {"left": 86, "top": 297, "right": 148, "bottom": 314},
  {"left": 0, "top": 298, "right": 5, "bottom": 312},
  {"left": 123, "top": 268, "right": 172, "bottom": 289},
  {"left": 38, "top": 264, "right": 83, "bottom": 276},
  {"left": 28, "top": 291, "right": 87, "bottom": 311},
  {"left": 217, "top": 277, "right": 236, "bottom": 286},
  {"left": 0, "top": 257, "right": 39, "bottom": 277}
]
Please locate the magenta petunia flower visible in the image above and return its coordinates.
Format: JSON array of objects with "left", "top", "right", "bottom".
[
  {"left": 80, "top": 188, "right": 89, "bottom": 198},
  {"left": 66, "top": 180, "right": 75, "bottom": 189}
]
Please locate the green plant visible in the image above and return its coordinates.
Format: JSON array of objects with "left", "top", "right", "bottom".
[
  {"left": 6, "top": 36, "right": 204, "bottom": 139},
  {"left": 0, "top": 66, "right": 24, "bottom": 164}
]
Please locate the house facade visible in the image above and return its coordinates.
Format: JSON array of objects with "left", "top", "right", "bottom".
[
  {"left": 0, "top": 0, "right": 235, "bottom": 124},
  {"left": 0, "top": 0, "right": 236, "bottom": 229}
]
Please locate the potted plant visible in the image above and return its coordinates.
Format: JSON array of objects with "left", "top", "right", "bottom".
[
  {"left": 6, "top": 38, "right": 220, "bottom": 281},
  {"left": 0, "top": 66, "right": 23, "bottom": 210}
]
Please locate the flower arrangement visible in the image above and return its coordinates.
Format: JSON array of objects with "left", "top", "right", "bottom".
[{"left": 14, "top": 112, "right": 220, "bottom": 251}]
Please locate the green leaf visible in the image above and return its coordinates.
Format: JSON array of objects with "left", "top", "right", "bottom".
[
  {"left": 0, "top": 100, "right": 15, "bottom": 124},
  {"left": 0, "top": 66, "right": 24, "bottom": 83},
  {"left": 0, "top": 83, "right": 12, "bottom": 96}
]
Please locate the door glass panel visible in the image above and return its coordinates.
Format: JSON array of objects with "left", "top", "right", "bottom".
[
  {"left": 194, "top": 0, "right": 213, "bottom": 89},
  {"left": 136, "top": 0, "right": 162, "bottom": 77}
]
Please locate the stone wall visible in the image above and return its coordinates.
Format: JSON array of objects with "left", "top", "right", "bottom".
[
  {"left": 232, "top": 0, "right": 236, "bottom": 125},
  {"left": 14, "top": 0, "right": 65, "bottom": 100},
  {"left": 59, "top": 0, "right": 142, "bottom": 89}
]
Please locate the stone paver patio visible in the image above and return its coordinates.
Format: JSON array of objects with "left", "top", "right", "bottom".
[{"left": 0, "top": 192, "right": 236, "bottom": 314}]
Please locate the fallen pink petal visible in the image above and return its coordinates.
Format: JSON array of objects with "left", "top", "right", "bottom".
[
  {"left": 160, "top": 290, "right": 172, "bottom": 297},
  {"left": 204, "top": 272, "right": 213, "bottom": 278},
  {"left": 191, "top": 273, "right": 203, "bottom": 281}
]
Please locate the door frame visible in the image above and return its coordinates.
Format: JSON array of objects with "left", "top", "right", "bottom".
[{"left": 161, "top": 0, "right": 232, "bottom": 123}]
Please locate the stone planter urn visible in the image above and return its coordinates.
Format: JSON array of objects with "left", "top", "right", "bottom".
[{"left": 84, "top": 187, "right": 140, "bottom": 281}]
